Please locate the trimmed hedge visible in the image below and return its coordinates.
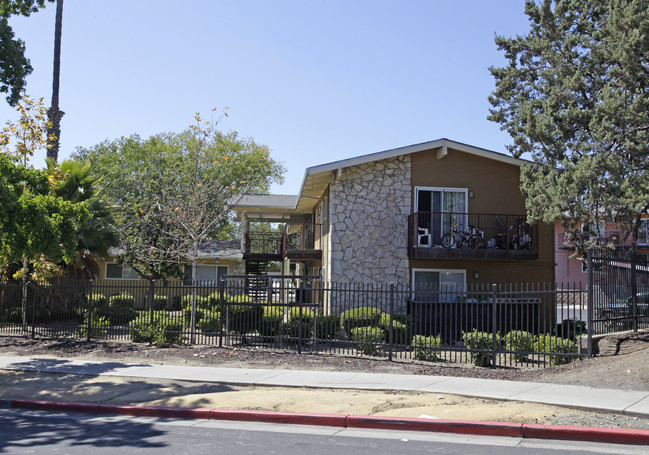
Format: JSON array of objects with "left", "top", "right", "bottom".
[
  {"left": 504, "top": 330, "right": 535, "bottom": 362},
  {"left": 412, "top": 334, "right": 442, "bottom": 361},
  {"left": 76, "top": 315, "right": 110, "bottom": 339},
  {"left": 314, "top": 314, "right": 340, "bottom": 340},
  {"left": 462, "top": 329, "right": 501, "bottom": 367},
  {"left": 534, "top": 334, "right": 578, "bottom": 366},
  {"left": 351, "top": 326, "right": 384, "bottom": 355},
  {"left": 130, "top": 314, "right": 183, "bottom": 346},
  {"left": 109, "top": 293, "right": 135, "bottom": 308},
  {"left": 341, "top": 306, "right": 382, "bottom": 338},
  {"left": 378, "top": 314, "right": 412, "bottom": 345}
]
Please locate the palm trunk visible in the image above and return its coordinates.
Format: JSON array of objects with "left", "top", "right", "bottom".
[{"left": 47, "top": 0, "right": 64, "bottom": 162}]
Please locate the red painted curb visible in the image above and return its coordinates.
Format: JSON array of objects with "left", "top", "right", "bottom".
[
  {"left": 209, "top": 409, "right": 348, "bottom": 427},
  {"left": 9, "top": 399, "right": 649, "bottom": 445},
  {"left": 346, "top": 415, "right": 524, "bottom": 438},
  {"left": 11, "top": 399, "right": 99, "bottom": 414},
  {"left": 523, "top": 423, "right": 649, "bottom": 445},
  {"left": 97, "top": 404, "right": 212, "bottom": 420}
]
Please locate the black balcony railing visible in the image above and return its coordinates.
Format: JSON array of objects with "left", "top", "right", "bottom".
[
  {"left": 245, "top": 223, "right": 322, "bottom": 259},
  {"left": 408, "top": 212, "right": 538, "bottom": 260}
]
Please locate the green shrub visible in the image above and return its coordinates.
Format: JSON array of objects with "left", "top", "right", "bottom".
[
  {"left": 98, "top": 305, "right": 138, "bottom": 325},
  {"left": 183, "top": 306, "right": 208, "bottom": 326},
  {"left": 224, "top": 304, "right": 263, "bottom": 334},
  {"left": 379, "top": 314, "right": 412, "bottom": 345},
  {"left": 504, "top": 330, "right": 536, "bottom": 362},
  {"left": 151, "top": 295, "right": 168, "bottom": 310},
  {"left": 462, "top": 329, "right": 501, "bottom": 367},
  {"left": 351, "top": 326, "right": 384, "bottom": 355},
  {"left": 341, "top": 306, "right": 382, "bottom": 338},
  {"left": 412, "top": 334, "right": 442, "bottom": 361},
  {"left": 534, "top": 334, "right": 578, "bottom": 366},
  {"left": 227, "top": 293, "right": 255, "bottom": 304},
  {"left": 76, "top": 315, "right": 110, "bottom": 339},
  {"left": 130, "top": 316, "right": 183, "bottom": 346},
  {"left": 181, "top": 295, "right": 211, "bottom": 310},
  {"left": 109, "top": 293, "right": 136, "bottom": 308},
  {"left": 130, "top": 317, "right": 155, "bottom": 343},
  {"left": 259, "top": 306, "right": 286, "bottom": 337},
  {"left": 557, "top": 319, "right": 586, "bottom": 340},
  {"left": 198, "top": 314, "right": 222, "bottom": 334},
  {"left": 87, "top": 293, "right": 107, "bottom": 309},
  {"left": 280, "top": 318, "right": 313, "bottom": 339},
  {"left": 288, "top": 306, "right": 315, "bottom": 323},
  {"left": 314, "top": 314, "right": 340, "bottom": 340}
]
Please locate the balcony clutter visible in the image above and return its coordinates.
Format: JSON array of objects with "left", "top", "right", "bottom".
[{"left": 409, "top": 212, "right": 538, "bottom": 260}]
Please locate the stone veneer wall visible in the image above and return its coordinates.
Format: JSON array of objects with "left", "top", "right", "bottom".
[{"left": 329, "top": 155, "right": 411, "bottom": 291}]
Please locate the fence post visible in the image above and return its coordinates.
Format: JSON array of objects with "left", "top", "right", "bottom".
[
  {"left": 388, "top": 283, "right": 394, "bottom": 362},
  {"left": 491, "top": 283, "right": 497, "bottom": 369},
  {"left": 297, "top": 287, "right": 303, "bottom": 355},
  {"left": 631, "top": 252, "right": 638, "bottom": 332},
  {"left": 218, "top": 277, "right": 225, "bottom": 348},
  {"left": 587, "top": 249, "right": 593, "bottom": 358},
  {"left": 30, "top": 282, "right": 36, "bottom": 339},
  {"left": 86, "top": 279, "right": 93, "bottom": 342},
  {"left": 148, "top": 279, "right": 155, "bottom": 326}
]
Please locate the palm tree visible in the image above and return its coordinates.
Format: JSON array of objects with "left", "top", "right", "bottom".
[
  {"left": 46, "top": 0, "right": 64, "bottom": 162},
  {"left": 47, "top": 159, "right": 118, "bottom": 278}
]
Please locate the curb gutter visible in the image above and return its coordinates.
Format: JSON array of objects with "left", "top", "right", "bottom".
[{"left": 8, "top": 399, "right": 649, "bottom": 445}]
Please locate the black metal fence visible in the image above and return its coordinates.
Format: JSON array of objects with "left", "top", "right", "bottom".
[
  {"left": 0, "top": 276, "right": 593, "bottom": 368},
  {"left": 587, "top": 249, "right": 649, "bottom": 348}
]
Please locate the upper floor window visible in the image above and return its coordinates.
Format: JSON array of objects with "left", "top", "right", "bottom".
[
  {"left": 105, "top": 262, "right": 139, "bottom": 280},
  {"left": 639, "top": 220, "right": 649, "bottom": 245}
]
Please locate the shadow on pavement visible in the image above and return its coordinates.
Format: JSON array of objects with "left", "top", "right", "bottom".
[
  {"left": 0, "top": 410, "right": 167, "bottom": 451},
  {"left": 0, "top": 370, "right": 236, "bottom": 409}
]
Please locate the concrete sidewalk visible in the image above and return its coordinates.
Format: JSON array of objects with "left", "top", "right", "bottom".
[
  {"left": 4, "top": 354, "right": 649, "bottom": 444},
  {"left": 1, "top": 355, "right": 649, "bottom": 417}
]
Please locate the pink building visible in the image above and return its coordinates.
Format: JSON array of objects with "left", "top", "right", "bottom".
[{"left": 554, "top": 219, "right": 649, "bottom": 286}]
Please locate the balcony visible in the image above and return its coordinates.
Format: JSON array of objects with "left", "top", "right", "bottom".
[
  {"left": 244, "top": 223, "right": 323, "bottom": 261},
  {"left": 408, "top": 212, "right": 538, "bottom": 261}
]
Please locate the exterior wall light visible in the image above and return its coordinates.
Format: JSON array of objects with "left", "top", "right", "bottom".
[{"left": 473, "top": 271, "right": 480, "bottom": 280}]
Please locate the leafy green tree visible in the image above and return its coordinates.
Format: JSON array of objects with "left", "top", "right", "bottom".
[
  {"left": 74, "top": 113, "right": 285, "bottom": 282},
  {"left": 0, "top": 0, "right": 54, "bottom": 106},
  {"left": 0, "top": 154, "right": 90, "bottom": 275},
  {"left": 489, "top": 0, "right": 649, "bottom": 253}
]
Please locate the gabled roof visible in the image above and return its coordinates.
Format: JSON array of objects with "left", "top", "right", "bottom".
[
  {"left": 108, "top": 240, "right": 242, "bottom": 261},
  {"left": 232, "top": 138, "right": 525, "bottom": 215}
]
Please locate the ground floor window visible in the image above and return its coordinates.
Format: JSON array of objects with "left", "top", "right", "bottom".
[
  {"left": 183, "top": 264, "right": 228, "bottom": 285},
  {"left": 105, "top": 262, "right": 139, "bottom": 280},
  {"left": 412, "top": 268, "right": 465, "bottom": 302}
]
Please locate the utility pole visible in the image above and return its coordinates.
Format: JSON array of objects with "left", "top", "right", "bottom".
[{"left": 46, "top": 0, "right": 64, "bottom": 162}]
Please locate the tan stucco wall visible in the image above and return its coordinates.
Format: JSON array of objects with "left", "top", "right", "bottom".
[
  {"left": 411, "top": 147, "right": 525, "bottom": 214},
  {"left": 409, "top": 146, "right": 555, "bottom": 284}
]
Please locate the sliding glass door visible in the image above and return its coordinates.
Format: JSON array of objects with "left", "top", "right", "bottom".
[{"left": 415, "top": 187, "right": 467, "bottom": 245}]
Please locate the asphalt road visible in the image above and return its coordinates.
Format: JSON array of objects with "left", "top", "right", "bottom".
[{"left": 1, "top": 409, "right": 647, "bottom": 455}]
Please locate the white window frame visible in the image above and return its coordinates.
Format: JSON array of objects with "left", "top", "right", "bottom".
[
  {"left": 411, "top": 268, "right": 466, "bottom": 302},
  {"left": 183, "top": 264, "right": 229, "bottom": 286},
  {"left": 414, "top": 187, "right": 468, "bottom": 245},
  {"left": 105, "top": 262, "right": 139, "bottom": 280}
]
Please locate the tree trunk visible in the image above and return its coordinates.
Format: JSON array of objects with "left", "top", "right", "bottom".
[{"left": 47, "top": 0, "right": 64, "bottom": 162}]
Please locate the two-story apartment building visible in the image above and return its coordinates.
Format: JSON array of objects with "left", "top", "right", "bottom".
[{"left": 231, "top": 139, "right": 555, "bottom": 295}]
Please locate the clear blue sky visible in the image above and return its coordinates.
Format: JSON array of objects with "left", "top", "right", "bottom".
[{"left": 0, "top": 0, "right": 532, "bottom": 194}]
